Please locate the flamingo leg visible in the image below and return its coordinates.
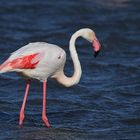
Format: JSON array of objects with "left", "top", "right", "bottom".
[
  {"left": 42, "top": 80, "right": 51, "bottom": 128},
  {"left": 19, "top": 79, "right": 31, "bottom": 127}
]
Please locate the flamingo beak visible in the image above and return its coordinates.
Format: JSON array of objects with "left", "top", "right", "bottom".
[
  {"left": 94, "top": 50, "right": 100, "bottom": 58},
  {"left": 92, "top": 37, "right": 101, "bottom": 58}
]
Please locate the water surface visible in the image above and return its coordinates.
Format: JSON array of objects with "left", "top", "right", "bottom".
[{"left": 0, "top": 0, "right": 140, "bottom": 139}]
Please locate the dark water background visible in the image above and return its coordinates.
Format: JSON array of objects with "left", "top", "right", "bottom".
[{"left": 0, "top": 0, "right": 140, "bottom": 139}]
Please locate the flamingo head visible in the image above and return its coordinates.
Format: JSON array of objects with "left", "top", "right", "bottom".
[{"left": 82, "top": 28, "right": 101, "bottom": 58}]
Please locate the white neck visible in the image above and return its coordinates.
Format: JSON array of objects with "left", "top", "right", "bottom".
[{"left": 55, "top": 30, "right": 85, "bottom": 87}]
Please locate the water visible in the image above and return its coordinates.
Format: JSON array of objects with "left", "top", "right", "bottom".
[{"left": 0, "top": 0, "right": 140, "bottom": 139}]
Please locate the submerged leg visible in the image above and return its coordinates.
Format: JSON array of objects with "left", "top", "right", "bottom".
[
  {"left": 19, "top": 79, "right": 31, "bottom": 127},
  {"left": 42, "top": 80, "right": 51, "bottom": 128}
]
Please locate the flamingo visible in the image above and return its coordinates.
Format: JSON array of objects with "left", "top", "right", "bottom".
[{"left": 0, "top": 28, "right": 101, "bottom": 128}]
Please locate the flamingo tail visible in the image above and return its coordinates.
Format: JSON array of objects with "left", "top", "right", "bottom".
[{"left": 0, "top": 60, "right": 12, "bottom": 73}]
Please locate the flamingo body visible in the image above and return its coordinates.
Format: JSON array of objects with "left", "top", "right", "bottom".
[{"left": 0, "top": 42, "right": 66, "bottom": 81}]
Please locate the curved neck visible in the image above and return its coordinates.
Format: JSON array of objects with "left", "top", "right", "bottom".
[{"left": 55, "top": 31, "right": 82, "bottom": 87}]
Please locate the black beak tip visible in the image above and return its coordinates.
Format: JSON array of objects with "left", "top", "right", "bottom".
[{"left": 94, "top": 50, "right": 100, "bottom": 58}]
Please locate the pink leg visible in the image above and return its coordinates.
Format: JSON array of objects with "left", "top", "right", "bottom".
[
  {"left": 19, "top": 79, "right": 31, "bottom": 127},
  {"left": 42, "top": 80, "right": 51, "bottom": 128}
]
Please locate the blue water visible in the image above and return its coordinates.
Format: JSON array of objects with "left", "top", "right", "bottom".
[{"left": 0, "top": 0, "right": 140, "bottom": 139}]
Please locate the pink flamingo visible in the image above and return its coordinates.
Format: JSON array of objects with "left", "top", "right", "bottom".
[{"left": 0, "top": 28, "right": 101, "bottom": 128}]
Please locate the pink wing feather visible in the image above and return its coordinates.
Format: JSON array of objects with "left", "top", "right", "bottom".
[
  {"left": 10, "top": 53, "right": 39, "bottom": 69},
  {"left": 0, "top": 53, "right": 40, "bottom": 72}
]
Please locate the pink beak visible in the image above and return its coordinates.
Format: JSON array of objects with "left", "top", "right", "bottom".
[{"left": 92, "top": 37, "right": 101, "bottom": 58}]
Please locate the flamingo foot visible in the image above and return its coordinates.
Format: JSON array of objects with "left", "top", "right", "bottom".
[
  {"left": 42, "top": 115, "right": 51, "bottom": 128},
  {"left": 19, "top": 111, "right": 25, "bottom": 127}
]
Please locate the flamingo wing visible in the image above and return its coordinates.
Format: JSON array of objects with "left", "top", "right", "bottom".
[
  {"left": 0, "top": 53, "right": 41, "bottom": 73},
  {"left": 10, "top": 53, "right": 40, "bottom": 69}
]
